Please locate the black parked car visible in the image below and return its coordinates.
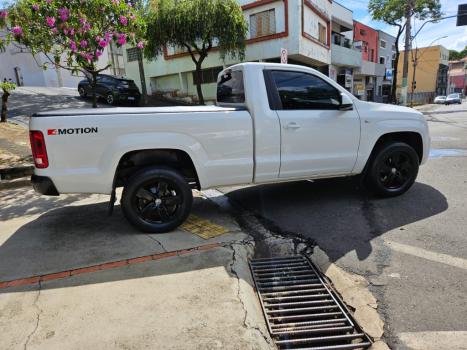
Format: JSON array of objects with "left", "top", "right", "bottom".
[{"left": 78, "top": 74, "right": 141, "bottom": 105}]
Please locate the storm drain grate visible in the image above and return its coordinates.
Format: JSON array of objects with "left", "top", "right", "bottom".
[{"left": 250, "top": 255, "right": 372, "bottom": 350}]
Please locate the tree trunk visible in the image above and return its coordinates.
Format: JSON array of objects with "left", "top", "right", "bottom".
[
  {"left": 1, "top": 91, "right": 9, "bottom": 123},
  {"left": 391, "top": 28, "right": 403, "bottom": 104},
  {"left": 137, "top": 49, "right": 148, "bottom": 105},
  {"left": 195, "top": 62, "right": 205, "bottom": 105},
  {"left": 91, "top": 72, "right": 97, "bottom": 108}
]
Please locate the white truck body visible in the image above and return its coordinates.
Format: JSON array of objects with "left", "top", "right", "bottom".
[{"left": 30, "top": 63, "right": 429, "bottom": 195}]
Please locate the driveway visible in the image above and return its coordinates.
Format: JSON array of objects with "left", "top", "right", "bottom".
[{"left": 222, "top": 102, "right": 467, "bottom": 349}]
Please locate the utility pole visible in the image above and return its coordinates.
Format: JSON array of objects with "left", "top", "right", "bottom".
[
  {"left": 400, "top": 0, "right": 413, "bottom": 106},
  {"left": 410, "top": 47, "right": 418, "bottom": 107}
]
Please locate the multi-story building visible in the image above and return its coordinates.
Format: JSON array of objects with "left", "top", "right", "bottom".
[
  {"left": 352, "top": 21, "right": 385, "bottom": 102},
  {"left": 329, "top": 2, "right": 361, "bottom": 94},
  {"left": 448, "top": 57, "right": 467, "bottom": 95},
  {"left": 396, "top": 45, "right": 449, "bottom": 102},
  {"left": 376, "top": 30, "right": 396, "bottom": 103},
  {"left": 125, "top": 0, "right": 337, "bottom": 103}
]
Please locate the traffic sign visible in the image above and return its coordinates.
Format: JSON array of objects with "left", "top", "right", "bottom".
[{"left": 280, "top": 48, "right": 288, "bottom": 64}]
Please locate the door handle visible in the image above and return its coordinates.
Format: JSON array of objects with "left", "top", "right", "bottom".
[{"left": 284, "top": 122, "right": 301, "bottom": 130}]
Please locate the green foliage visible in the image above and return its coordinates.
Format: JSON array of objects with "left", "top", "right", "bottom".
[
  {"left": 368, "top": 0, "right": 442, "bottom": 26},
  {"left": 0, "top": 81, "right": 16, "bottom": 93},
  {"left": 449, "top": 46, "right": 467, "bottom": 61},
  {"left": 145, "top": 0, "right": 247, "bottom": 61}
]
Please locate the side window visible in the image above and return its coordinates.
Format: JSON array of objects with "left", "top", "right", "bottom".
[
  {"left": 217, "top": 70, "right": 245, "bottom": 104},
  {"left": 270, "top": 71, "right": 341, "bottom": 110}
]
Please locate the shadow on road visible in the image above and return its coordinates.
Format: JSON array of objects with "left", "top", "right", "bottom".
[{"left": 225, "top": 178, "right": 448, "bottom": 262}]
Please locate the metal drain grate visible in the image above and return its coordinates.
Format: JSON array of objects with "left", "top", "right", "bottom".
[{"left": 250, "top": 255, "right": 372, "bottom": 350}]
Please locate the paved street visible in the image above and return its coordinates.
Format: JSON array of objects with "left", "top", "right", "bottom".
[{"left": 223, "top": 102, "right": 467, "bottom": 349}]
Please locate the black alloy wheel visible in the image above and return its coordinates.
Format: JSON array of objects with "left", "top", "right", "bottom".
[
  {"left": 78, "top": 87, "right": 87, "bottom": 98},
  {"left": 366, "top": 142, "right": 419, "bottom": 197},
  {"left": 106, "top": 93, "right": 115, "bottom": 105},
  {"left": 121, "top": 167, "right": 193, "bottom": 233}
]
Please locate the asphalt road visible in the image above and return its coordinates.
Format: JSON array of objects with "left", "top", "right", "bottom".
[{"left": 224, "top": 102, "right": 467, "bottom": 349}]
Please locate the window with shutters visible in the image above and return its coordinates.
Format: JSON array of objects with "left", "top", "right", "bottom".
[
  {"left": 126, "top": 47, "right": 139, "bottom": 62},
  {"left": 250, "top": 9, "right": 276, "bottom": 38},
  {"left": 318, "top": 23, "right": 327, "bottom": 45}
]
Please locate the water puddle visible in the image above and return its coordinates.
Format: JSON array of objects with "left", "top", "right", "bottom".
[{"left": 429, "top": 149, "right": 467, "bottom": 159}]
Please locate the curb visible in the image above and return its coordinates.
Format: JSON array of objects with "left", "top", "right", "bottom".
[
  {"left": 0, "top": 165, "right": 34, "bottom": 181},
  {"left": 0, "top": 176, "right": 31, "bottom": 190},
  {"left": 0, "top": 242, "right": 221, "bottom": 290}
]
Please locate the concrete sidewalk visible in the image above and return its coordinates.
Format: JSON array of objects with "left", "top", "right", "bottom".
[{"left": 0, "top": 188, "right": 272, "bottom": 349}]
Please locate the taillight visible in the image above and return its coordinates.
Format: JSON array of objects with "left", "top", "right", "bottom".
[{"left": 29, "top": 130, "right": 49, "bottom": 168}]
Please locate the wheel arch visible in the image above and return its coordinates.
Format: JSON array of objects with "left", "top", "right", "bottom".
[
  {"left": 114, "top": 149, "right": 201, "bottom": 190},
  {"left": 362, "top": 131, "right": 424, "bottom": 175}
]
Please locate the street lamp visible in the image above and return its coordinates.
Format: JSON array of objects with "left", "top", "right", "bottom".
[{"left": 409, "top": 35, "right": 448, "bottom": 107}]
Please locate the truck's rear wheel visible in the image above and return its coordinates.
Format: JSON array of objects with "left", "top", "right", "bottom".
[
  {"left": 365, "top": 142, "right": 419, "bottom": 197},
  {"left": 121, "top": 167, "right": 193, "bottom": 233}
]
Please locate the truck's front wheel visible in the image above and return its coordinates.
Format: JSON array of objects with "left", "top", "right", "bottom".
[
  {"left": 365, "top": 142, "right": 419, "bottom": 197},
  {"left": 121, "top": 167, "right": 193, "bottom": 233}
]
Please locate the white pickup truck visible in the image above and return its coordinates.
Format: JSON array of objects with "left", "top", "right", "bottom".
[{"left": 29, "top": 63, "right": 430, "bottom": 232}]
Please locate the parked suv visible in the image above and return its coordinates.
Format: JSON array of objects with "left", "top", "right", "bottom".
[{"left": 78, "top": 74, "right": 141, "bottom": 105}]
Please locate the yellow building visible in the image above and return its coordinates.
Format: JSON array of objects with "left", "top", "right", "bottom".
[{"left": 396, "top": 45, "right": 449, "bottom": 101}]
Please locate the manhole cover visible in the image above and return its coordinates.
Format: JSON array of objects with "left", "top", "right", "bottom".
[{"left": 250, "top": 255, "right": 371, "bottom": 349}]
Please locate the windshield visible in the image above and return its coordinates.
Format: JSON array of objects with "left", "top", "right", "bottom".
[{"left": 448, "top": 94, "right": 459, "bottom": 98}]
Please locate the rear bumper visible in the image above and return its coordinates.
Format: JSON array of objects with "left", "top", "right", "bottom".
[{"left": 31, "top": 175, "right": 59, "bottom": 196}]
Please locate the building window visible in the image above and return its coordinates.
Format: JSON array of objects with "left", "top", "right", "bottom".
[
  {"left": 250, "top": 9, "right": 276, "bottom": 38},
  {"left": 360, "top": 29, "right": 366, "bottom": 36},
  {"left": 193, "top": 66, "right": 223, "bottom": 85},
  {"left": 392, "top": 44, "right": 396, "bottom": 51},
  {"left": 126, "top": 47, "right": 139, "bottom": 62},
  {"left": 380, "top": 40, "right": 386, "bottom": 49},
  {"left": 379, "top": 56, "right": 385, "bottom": 64},
  {"left": 370, "top": 49, "right": 374, "bottom": 62},
  {"left": 318, "top": 23, "right": 327, "bottom": 45}
]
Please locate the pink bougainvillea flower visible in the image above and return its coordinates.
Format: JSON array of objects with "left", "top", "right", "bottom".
[
  {"left": 104, "top": 32, "right": 111, "bottom": 41},
  {"left": 70, "top": 41, "right": 77, "bottom": 52},
  {"left": 11, "top": 26, "right": 23, "bottom": 36},
  {"left": 80, "top": 40, "right": 88, "bottom": 48},
  {"left": 119, "top": 15, "right": 128, "bottom": 26},
  {"left": 0, "top": 10, "right": 7, "bottom": 18},
  {"left": 82, "top": 23, "right": 91, "bottom": 31},
  {"left": 136, "top": 41, "right": 144, "bottom": 49},
  {"left": 46, "top": 17, "right": 56, "bottom": 27},
  {"left": 69, "top": 28, "right": 75, "bottom": 36},
  {"left": 79, "top": 18, "right": 86, "bottom": 24},
  {"left": 95, "top": 50, "right": 103, "bottom": 57},
  {"left": 52, "top": 27, "right": 58, "bottom": 34},
  {"left": 98, "top": 40, "right": 108, "bottom": 48},
  {"left": 95, "top": 35, "right": 101, "bottom": 42},
  {"left": 32, "top": 4, "right": 39, "bottom": 11},
  {"left": 58, "top": 8, "right": 70, "bottom": 22},
  {"left": 45, "top": 0, "right": 52, "bottom": 3},
  {"left": 117, "top": 33, "right": 126, "bottom": 45}
]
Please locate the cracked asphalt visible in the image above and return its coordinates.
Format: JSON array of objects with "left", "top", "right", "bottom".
[{"left": 222, "top": 102, "right": 467, "bottom": 349}]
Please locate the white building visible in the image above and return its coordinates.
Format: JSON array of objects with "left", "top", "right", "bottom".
[
  {"left": 124, "top": 0, "right": 335, "bottom": 103},
  {"left": 0, "top": 35, "right": 125, "bottom": 87}
]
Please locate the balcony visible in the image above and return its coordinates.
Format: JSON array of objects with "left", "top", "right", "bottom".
[
  {"left": 355, "top": 60, "right": 386, "bottom": 76},
  {"left": 331, "top": 34, "right": 361, "bottom": 68}
]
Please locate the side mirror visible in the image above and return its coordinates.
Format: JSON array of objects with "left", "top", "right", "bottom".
[{"left": 339, "top": 93, "right": 354, "bottom": 111}]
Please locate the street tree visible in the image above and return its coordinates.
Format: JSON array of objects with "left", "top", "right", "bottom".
[
  {"left": 449, "top": 46, "right": 467, "bottom": 60},
  {"left": 1, "top": 80, "right": 16, "bottom": 123},
  {"left": 145, "top": 0, "right": 247, "bottom": 105},
  {"left": 369, "top": 0, "right": 442, "bottom": 104},
  {"left": 4, "top": 0, "right": 145, "bottom": 107}
]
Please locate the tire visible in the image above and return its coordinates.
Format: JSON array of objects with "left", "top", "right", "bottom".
[
  {"left": 78, "top": 87, "right": 87, "bottom": 98},
  {"left": 106, "top": 93, "right": 115, "bottom": 105},
  {"left": 365, "top": 142, "right": 419, "bottom": 197},
  {"left": 121, "top": 167, "right": 193, "bottom": 233}
]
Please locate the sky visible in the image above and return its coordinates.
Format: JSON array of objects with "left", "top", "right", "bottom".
[{"left": 345, "top": 0, "right": 467, "bottom": 51}]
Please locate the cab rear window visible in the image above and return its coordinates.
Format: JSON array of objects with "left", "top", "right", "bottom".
[{"left": 217, "top": 70, "right": 245, "bottom": 104}]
